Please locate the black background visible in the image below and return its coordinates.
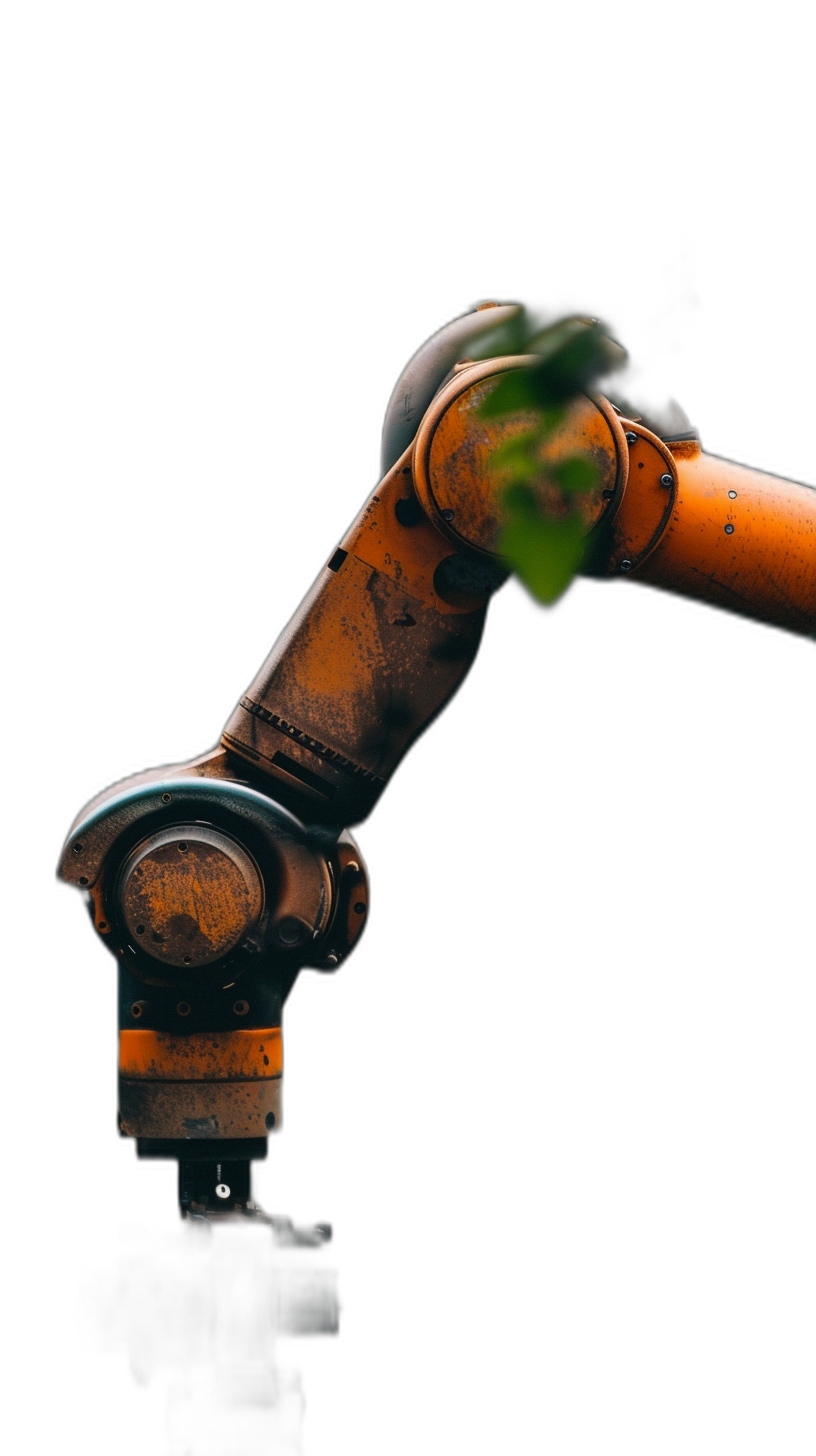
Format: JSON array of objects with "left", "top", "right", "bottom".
[{"left": 46, "top": 156, "right": 816, "bottom": 1444}]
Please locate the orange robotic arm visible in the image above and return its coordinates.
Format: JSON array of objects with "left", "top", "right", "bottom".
[{"left": 58, "top": 306, "right": 816, "bottom": 1215}]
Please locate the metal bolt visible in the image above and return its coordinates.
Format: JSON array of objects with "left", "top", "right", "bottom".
[
  {"left": 325, "top": 953, "right": 339, "bottom": 966},
  {"left": 724, "top": 523, "right": 735, "bottom": 535},
  {"left": 441, "top": 509, "right": 455, "bottom": 522},
  {"left": 660, "top": 473, "right": 673, "bottom": 488},
  {"left": 620, "top": 559, "right": 633, "bottom": 572},
  {"left": 625, "top": 431, "right": 638, "bottom": 445}
]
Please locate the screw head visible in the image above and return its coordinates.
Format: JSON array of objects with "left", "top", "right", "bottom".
[
  {"left": 660, "top": 473, "right": 673, "bottom": 488},
  {"left": 728, "top": 490, "right": 737, "bottom": 499},
  {"left": 233, "top": 999, "right": 249, "bottom": 1016},
  {"left": 215, "top": 1183, "right": 231, "bottom": 1200},
  {"left": 724, "top": 523, "right": 735, "bottom": 535},
  {"left": 625, "top": 431, "right": 638, "bottom": 445},
  {"left": 620, "top": 559, "right": 633, "bottom": 572},
  {"left": 441, "top": 508, "right": 455, "bottom": 522}
]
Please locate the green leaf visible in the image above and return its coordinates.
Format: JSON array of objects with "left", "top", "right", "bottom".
[
  {"left": 466, "top": 305, "right": 568, "bottom": 359},
  {"left": 551, "top": 455, "right": 598, "bottom": 494},
  {"left": 503, "top": 482, "right": 538, "bottom": 513},
  {"left": 479, "top": 318, "right": 624, "bottom": 420},
  {"left": 525, "top": 321, "right": 625, "bottom": 406},
  {"left": 478, "top": 369, "right": 543, "bottom": 418},
  {"left": 499, "top": 508, "right": 585, "bottom": 605},
  {"left": 489, "top": 430, "right": 543, "bottom": 481}
]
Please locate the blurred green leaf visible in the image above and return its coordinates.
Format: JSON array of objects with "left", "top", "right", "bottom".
[
  {"left": 476, "top": 305, "right": 626, "bottom": 608},
  {"left": 551, "top": 455, "right": 598, "bottom": 493},
  {"left": 466, "top": 307, "right": 568, "bottom": 361},
  {"left": 525, "top": 320, "right": 624, "bottom": 405},
  {"left": 489, "top": 430, "right": 542, "bottom": 481},
  {"left": 478, "top": 369, "right": 543, "bottom": 418},
  {"left": 503, "top": 482, "right": 538, "bottom": 513},
  {"left": 499, "top": 507, "right": 585, "bottom": 605}
]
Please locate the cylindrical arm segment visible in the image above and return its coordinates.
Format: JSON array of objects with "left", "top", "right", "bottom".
[
  {"left": 222, "top": 446, "right": 499, "bottom": 824},
  {"left": 633, "top": 441, "right": 816, "bottom": 636}
]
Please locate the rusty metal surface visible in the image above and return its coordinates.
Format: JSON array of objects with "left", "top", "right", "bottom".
[
  {"left": 413, "top": 361, "right": 626, "bottom": 556},
  {"left": 223, "top": 510, "right": 488, "bottom": 824},
  {"left": 634, "top": 442, "right": 816, "bottom": 634},
  {"left": 595, "top": 421, "right": 678, "bottom": 575},
  {"left": 119, "top": 1027, "right": 282, "bottom": 1079},
  {"left": 118, "top": 825, "right": 264, "bottom": 969},
  {"left": 119, "top": 1075, "right": 281, "bottom": 1139}
]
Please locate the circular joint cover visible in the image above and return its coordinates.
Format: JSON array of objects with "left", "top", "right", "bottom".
[
  {"left": 117, "top": 824, "right": 264, "bottom": 970},
  {"left": 597, "top": 420, "right": 678, "bottom": 575},
  {"left": 411, "top": 357, "right": 628, "bottom": 558},
  {"left": 60, "top": 776, "right": 339, "bottom": 985}
]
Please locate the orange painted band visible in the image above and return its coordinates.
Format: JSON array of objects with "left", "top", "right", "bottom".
[{"left": 119, "top": 1027, "right": 282, "bottom": 1081}]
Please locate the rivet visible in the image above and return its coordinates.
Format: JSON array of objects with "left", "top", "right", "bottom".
[
  {"left": 130, "top": 1000, "right": 145, "bottom": 1019},
  {"left": 79, "top": 875, "right": 89, "bottom": 886},
  {"left": 728, "top": 490, "right": 737, "bottom": 499},
  {"left": 325, "top": 953, "right": 339, "bottom": 966},
  {"left": 620, "top": 559, "right": 633, "bottom": 572},
  {"left": 724, "top": 523, "right": 735, "bottom": 535},
  {"left": 441, "top": 509, "right": 455, "bottom": 522},
  {"left": 233, "top": 999, "right": 249, "bottom": 1016},
  {"left": 72, "top": 842, "right": 83, "bottom": 854},
  {"left": 215, "top": 1183, "right": 231, "bottom": 1200},
  {"left": 354, "top": 901, "right": 366, "bottom": 915},
  {"left": 660, "top": 473, "right": 673, "bottom": 488},
  {"left": 346, "top": 860, "right": 359, "bottom": 873},
  {"left": 177, "top": 1001, "right": 191, "bottom": 1016},
  {"left": 161, "top": 792, "right": 172, "bottom": 804},
  {"left": 625, "top": 431, "right": 638, "bottom": 445}
]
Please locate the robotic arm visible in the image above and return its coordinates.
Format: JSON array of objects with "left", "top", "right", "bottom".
[
  {"left": 55, "top": 301, "right": 810, "bottom": 1438},
  {"left": 58, "top": 304, "right": 816, "bottom": 1216}
]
